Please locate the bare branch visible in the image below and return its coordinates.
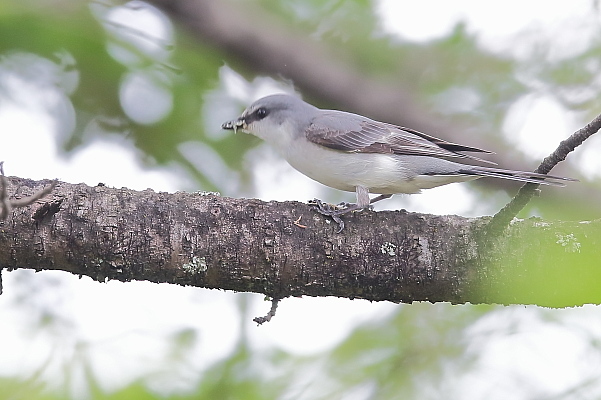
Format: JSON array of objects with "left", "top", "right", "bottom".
[
  {"left": 0, "top": 162, "right": 57, "bottom": 220},
  {"left": 10, "top": 181, "right": 57, "bottom": 208},
  {"left": 486, "top": 112, "right": 601, "bottom": 234},
  {"left": 253, "top": 297, "right": 281, "bottom": 325}
]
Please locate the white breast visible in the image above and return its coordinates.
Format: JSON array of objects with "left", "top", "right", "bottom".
[{"left": 281, "top": 137, "right": 424, "bottom": 194}]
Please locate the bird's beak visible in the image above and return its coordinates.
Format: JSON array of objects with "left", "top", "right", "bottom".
[{"left": 221, "top": 117, "right": 246, "bottom": 134}]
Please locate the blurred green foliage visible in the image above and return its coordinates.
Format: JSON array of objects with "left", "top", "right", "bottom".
[
  {"left": 0, "top": 0, "right": 254, "bottom": 191},
  {"left": 476, "top": 219, "right": 601, "bottom": 307}
]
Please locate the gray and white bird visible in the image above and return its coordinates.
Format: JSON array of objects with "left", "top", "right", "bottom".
[{"left": 222, "top": 94, "right": 573, "bottom": 231}]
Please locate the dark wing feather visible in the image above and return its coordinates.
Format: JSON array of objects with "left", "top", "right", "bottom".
[{"left": 306, "top": 111, "right": 495, "bottom": 164}]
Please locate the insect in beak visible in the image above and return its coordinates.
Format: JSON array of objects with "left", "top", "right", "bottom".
[{"left": 221, "top": 118, "right": 246, "bottom": 134}]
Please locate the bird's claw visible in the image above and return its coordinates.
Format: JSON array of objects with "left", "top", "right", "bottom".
[
  {"left": 309, "top": 198, "right": 341, "bottom": 212},
  {"left": 308, "top": 199, "right": 346, "bottom": 233}
]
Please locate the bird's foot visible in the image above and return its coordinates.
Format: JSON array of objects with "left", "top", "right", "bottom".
[
  {"left": 335, "top": 201, "right": 374, "bottom": 212},
  {"left": 308, "top": 199, "right": 365, "bottom": 233},
  {"left": 308, "top": 199, "right": 347, "bottom": 232}
]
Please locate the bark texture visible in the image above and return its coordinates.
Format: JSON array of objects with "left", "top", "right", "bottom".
[{"left": 1, "top": 176, "right": 599, "bottom": 306}]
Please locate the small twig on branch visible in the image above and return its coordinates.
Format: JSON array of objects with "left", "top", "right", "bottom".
[
  {"left": 253, "top": 297, "right": 280, "bottom": 325},
  {"left": 485, "top": 112, "right": 601, "bottom": 234},
  {"left": 0, "top": 162, "right": 58, "bottom": 220}
]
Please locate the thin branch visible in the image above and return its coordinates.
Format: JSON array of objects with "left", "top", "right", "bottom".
[
  {"left": 485, "top": 113, "right": 601, "bottom": 234},
  {"left": 0, "top": 162, "right": 58, "bottom": 220},
  {"left": 253, "top": 297, "right": 281, "bottom": 325}
]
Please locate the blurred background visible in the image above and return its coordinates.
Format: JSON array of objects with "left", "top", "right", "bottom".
[{"left": 1, "top": 0, "right": 601, "bottom": 398}]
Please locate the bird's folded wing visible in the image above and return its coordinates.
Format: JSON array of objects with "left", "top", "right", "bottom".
[{"left": 306, "top": 111, "right": 495, "bottom": 164}]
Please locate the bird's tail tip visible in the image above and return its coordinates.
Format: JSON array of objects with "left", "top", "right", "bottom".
[{"left": 459, "top": 166, "right": 577, "bottom": 186}]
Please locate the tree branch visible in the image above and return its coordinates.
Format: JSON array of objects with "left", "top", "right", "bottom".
[
  {"left": 486, "top": 112, "right": 601, "bottom": 234},
  {"left": 0, "top": 162, "right": 57, "bottom": 220},
  {"left": 253, "top": 297, "right": 280, "bottom": 325},
  {"left": 1, "top": 176, "right": 600, "bottom": 307}
]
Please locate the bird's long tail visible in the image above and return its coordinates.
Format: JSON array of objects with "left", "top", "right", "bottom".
[{"left": 458, "top": 166, "right": 577, "bottom": 186}]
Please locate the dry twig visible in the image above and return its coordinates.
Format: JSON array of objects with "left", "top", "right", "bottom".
[
  {"left": 486, "top": 113, "right": 601, "bottom": 235},
  {"left": 253, "top": 297, "right": 281, "bottom": 325},
  {"left": 0, "top": 162, "right": 57, "bottom": 220}
]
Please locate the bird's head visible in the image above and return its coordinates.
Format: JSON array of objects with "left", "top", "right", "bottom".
[{"left": 221, "top": 94, "right": 317, "bottom": 145}]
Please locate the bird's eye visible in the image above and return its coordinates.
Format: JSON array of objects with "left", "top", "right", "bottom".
[{"left": 255, "top": 107, "right": 267, "bottom": 120}]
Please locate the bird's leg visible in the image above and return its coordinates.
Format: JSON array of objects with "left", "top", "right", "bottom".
[
  {"left": 335, "top": 193, "right": 392, "bottom": 210},
  {"left": 309, "top": 186, "right": 372, "bottom": 233},
  {"left": 369, "top": 194, "right": 392, "bottom": 204}
]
